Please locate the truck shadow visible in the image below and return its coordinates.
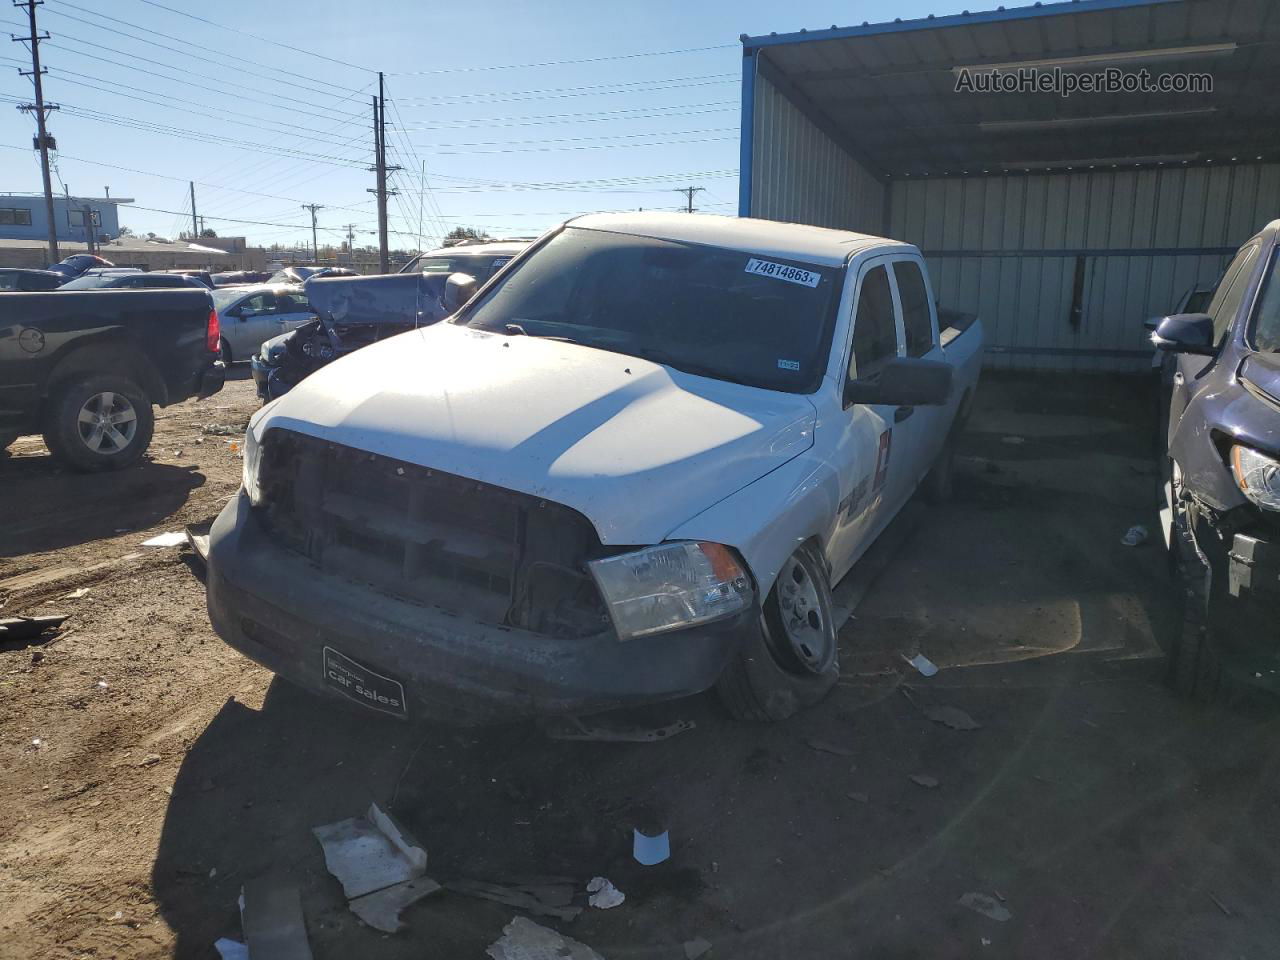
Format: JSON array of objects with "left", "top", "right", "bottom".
[{"left": 0, "top": 457, "right": 205, "bottom": 557}]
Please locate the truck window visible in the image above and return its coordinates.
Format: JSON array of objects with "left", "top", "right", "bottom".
[
  {"left": 850, "top": 265, "right": 898, "bottom": 379},
  {"left": 893, "top": 260, "right": 933, "bottom": 358},
  {"left": 1207, "top": 243, "right": 1260, "bottom": 346},
  {"left": 1251, "top": 249, "right": 1280, "bottom": 353}
]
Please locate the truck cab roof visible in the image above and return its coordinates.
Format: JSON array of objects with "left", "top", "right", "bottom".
[{"left": 566, "top": 212, "right": 911, "bottom": 268}]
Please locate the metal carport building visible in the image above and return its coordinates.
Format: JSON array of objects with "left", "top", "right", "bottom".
[{"left": 738, "top": 0, "right": 1280, "bottom": 370}]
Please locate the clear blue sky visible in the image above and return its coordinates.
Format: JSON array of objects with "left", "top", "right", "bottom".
[{"left": 0, "top": 0, "right": 980, "bottom": 251}]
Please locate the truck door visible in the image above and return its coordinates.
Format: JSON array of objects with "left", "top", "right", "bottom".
[
  {"left": 826, "top": 257, "right": 908, "bottom": 581},
  {"left": 885, "top": 256, "right": 948, "bottom": 487}
]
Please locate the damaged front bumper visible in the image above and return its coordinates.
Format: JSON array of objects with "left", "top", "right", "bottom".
[{"left": 206, "top": 492, "right": 750, "bottom": 724}]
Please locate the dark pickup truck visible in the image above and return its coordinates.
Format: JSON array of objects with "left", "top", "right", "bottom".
[
  {"left": 0, "top": 289, "right": 224, "bottom": 470},
  {"left": 1154, "top": 218, "right": 1280, "bottom": 699}
]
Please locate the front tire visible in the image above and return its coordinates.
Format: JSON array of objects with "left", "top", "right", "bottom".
[
  {"left": 1164, "top": 496, "right": 1229, "bottom": 703},
  {"left": 42, "top": 374, "right": 154, "bottom": 472},
  {"left": 716, "top": 545, "right": 839, "bottom": 721}
]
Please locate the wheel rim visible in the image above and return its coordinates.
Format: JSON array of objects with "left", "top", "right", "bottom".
[
  {"left": 76, "top": 391, "right": 138, "bottom": 454},
  {"left": 773, "top": 555, "right": 835, "bottom": 674}
]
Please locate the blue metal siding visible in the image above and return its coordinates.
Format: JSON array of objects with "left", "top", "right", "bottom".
[
  {"left": 0, "top": 196, "right": 123, "bottom": 243},
  {"left": 738, "top": 51, "right": 756, "bottom": 217}
]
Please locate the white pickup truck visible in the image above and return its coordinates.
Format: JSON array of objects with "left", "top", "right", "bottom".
[{"left": 206, "top": 214, "right": 983, "bottom": 724}]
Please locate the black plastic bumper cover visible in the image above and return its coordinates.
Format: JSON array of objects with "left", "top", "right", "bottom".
[
  {"left": 206, "top": 491, "right": 750, "bottom": 724},
  {"left": 197, "top": 361, "right": 226, "bottom": 400}
]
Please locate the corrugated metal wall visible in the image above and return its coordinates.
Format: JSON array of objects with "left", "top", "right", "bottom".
[
  {"left": 749, "top": 71, "right": 885, "bottom": 235},
  {"left": 887, "top": 165, "right": 1280, "bottom": 371}
]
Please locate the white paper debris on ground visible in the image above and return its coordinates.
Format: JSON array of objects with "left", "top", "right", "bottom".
[
  {"left": 486, "top": 917, "right": 605, "bottom": 960},
  {"left": 61, "top": 587, "right": 90, "bottom": 600},
  {"left": 586, "top": 876, "right": 625, "bottom": 909},
  {"left": 213, "top": 938, "right": 249, "bottom": 960},
  {"left": 348, "top": 877, "right": 442, "bottom": 933},
  {"left": 241, "top": 878, "right": 313, "bottom": 960},
  {"left": 633, "top": 828, "right": 670, "bottom": 866},
  {"left": 684, "top": 937, "right": 713, "bottom": 959},
  {"left": 141, "top": 531, "right": 187, "bottom": 548},
  {"left": 923, "top": 705, "right": 981, "bottom": 731},
  {"left": 958, "top": 891, "right": 1012, "bottom": 922},
  {"left": 312, "top": 802, "right": 428, "bottom": 899},
  {"left": 904, "top": 653, "right": 939, "bottom": 677},
  {"left": 1121, "top": 524, "right": 1149, "bottom": 547},
  {"left": 910, "top": 774, "right": 940, "bottom": 789}
]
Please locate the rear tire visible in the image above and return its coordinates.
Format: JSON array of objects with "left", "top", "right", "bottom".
[
  {"left": 219, "top": 338, "right": 233, "bottom": 366},
  {"left": 716, "top": 544, "right": 839, "bottom": 721},
  {"left": 42, "top": 374, "right": 154, "bottom": 472}
]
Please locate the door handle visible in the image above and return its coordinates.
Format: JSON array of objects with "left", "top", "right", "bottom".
[{"left": 894, "top": 406, "right": 914, "bottom": 423}]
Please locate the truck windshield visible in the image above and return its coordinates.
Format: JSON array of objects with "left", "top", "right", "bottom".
[
  {"left": 1252, "top": 249, "right": 1280, "bottom": 353},
  {"left": 456, "top": 227, "right": 841, "bottom": 393}
]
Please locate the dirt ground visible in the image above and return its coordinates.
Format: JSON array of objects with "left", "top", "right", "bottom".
[{"left": 2, "top": 369, "right": 1278, "bottom": 960}]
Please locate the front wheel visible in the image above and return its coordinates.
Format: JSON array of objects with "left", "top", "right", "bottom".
[
  {"left": 716, "top": 545, "right": 839, "bottom": 721},
  {"left": 1164, "top": 497, "right": 1230, "bottom": 703},
  {"left": 42, "top": 374, "right": 154, "bottom": 471}
]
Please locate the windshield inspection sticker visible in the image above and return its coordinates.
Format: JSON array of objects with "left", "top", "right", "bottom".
[
  {"left": 777, "top": 359, "right": 800, "bottom": 371},
  {"left": 744, "top": 258, "right": 821, "bottom": 287}
]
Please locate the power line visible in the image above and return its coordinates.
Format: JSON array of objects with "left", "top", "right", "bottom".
[
  {"left": 129, "top": 0, "right": 371, "bottom": 74},
  {"left": 419, "top": 126, "right": 737, "bottom": 149},
  {"left": 393, "top": 74, "right": 737, "bottom": 106},
  {"left": 42, "top": 1, "right": 364, "bottom": 100},
  {"left": 397, "top": 102, "right": 738, "bottom": 131},
  {"left": 387, "top": 42, "right": 736, "bottom": 76},
  {"left": 429, "top": 134, "right": 736, "bottom": 157}
]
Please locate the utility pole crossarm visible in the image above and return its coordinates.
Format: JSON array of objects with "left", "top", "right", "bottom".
[{"left": 301, "top": 203, "right": 324, "bottom": 262}]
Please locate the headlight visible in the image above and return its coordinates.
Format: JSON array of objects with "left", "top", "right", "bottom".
[
  {"left": 588, "top": 541, "right": 753, "bottom": 640},
  {"left": 242, "top": 426, "right": 263, "bottom": 505},
  {"left": 1230, "top": 444, "right": 1280, "bottom": 512}
]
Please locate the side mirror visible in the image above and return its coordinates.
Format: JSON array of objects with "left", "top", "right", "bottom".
[
  {"left": 443, "top": 271, "right": 478, "bottom": 313},
  {"left": 1151, "top": 313, "right": 1216, "bottom": 356},
  {"left": 845, "top": 357, "right": 953, "bottom": 408}
]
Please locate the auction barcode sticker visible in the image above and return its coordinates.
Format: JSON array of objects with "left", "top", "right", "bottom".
[{"left": 744, "top": 258, "right": 821, "bottom": 287}]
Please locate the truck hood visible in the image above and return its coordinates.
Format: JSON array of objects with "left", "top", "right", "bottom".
[{"left": 254, "top": 323, "right": 816, "bottom": 544}]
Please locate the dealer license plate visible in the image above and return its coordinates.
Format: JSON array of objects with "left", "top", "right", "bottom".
[{"left": 322, "top": 646, "right": 407, "bottom": 719}]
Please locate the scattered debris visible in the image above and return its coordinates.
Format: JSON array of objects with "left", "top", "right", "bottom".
[
  {"left": 684, "top": 937, "right": 713, "bottom": 959},
  {"left": 96, "top": 680, "right": 108, "bottom": 690},
  {"left": 312, "top": 802, "right": 428, "bottom": 899},
  {"left": 1208, "top": 891, "right": 1233, "bottom": 917},
  {"left": 486, "top": 917, "right": 604, "bottom": 960},
  {"left": 1121, "top": 524, "right": 1149, "bottom": 547},
  {"left": 202, "top": 423, "right": 241, "bottom": 436},
  {"left": 142, "top": 531, "right": 187, "bottom": 548},
  {"left": 137, "top": 754, "right": 162, "bottom": 767},
  {"left": 904, "top": 653, "right": 939, "bottom": 677},
  {"left": 0, "top": 615, "right": 67, "bottom": 642},
  {"left": 185, "top": 522, "right": 212, "bottom": 565},
  {"left": 633, "top": 828, "right": 670, "bottom": 866},
  {"left": 446, "top": 878, "right": 581, "bottom": 921},
  {"left": 910, "top": 774, "right": 940, "bottom": 789},
  {"left": 348, "top": 877, "right": 443, "bottom": 933},
  {"left": 1001, "top": 435, "right": 1026, "bottom": 445},
  {"left": 61, "top": 587, "right": 90, "bottom": 600},
  {"left": 213, "top": 938, "right": 249, "bottom": 960},
  {"left": 958, "top": 891, "right": 1012, "bottom": 922},
  {"left": 807, "top": 738, "right": 857, "bottom": 758},
  {"left": 586, "top": 876, "right": 625, "bottom": 909},
  {"left": 923, "top": 705, "right": 981, "bottom": 731},
  {"left": 242, "top": 878, "right": 314, "bottom": 960},
  {"left": 847, "top": 791, "right": 869, "bottom": 803},
  {"left": 543, "top": 716, "right": 695, "bottom": 742}
]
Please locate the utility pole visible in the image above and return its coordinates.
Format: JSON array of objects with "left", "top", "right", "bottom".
[
  {"left": 14, "top": 0, "right": 59, "bottom": 262},
  {"left": 367, "top": 72, "right": 400, "bottom": 273},
  {"left": 189, "top": 180, "right": 198, "bottom": 239},
  {"left": 301, "top": 203, "right": 323, "bottom": 261},
  {"left": 417, "top": 158, "right": 425, "bottom": 254},
  {"left": 675, "top": 186, "right": 704, "bottom": 213}
]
